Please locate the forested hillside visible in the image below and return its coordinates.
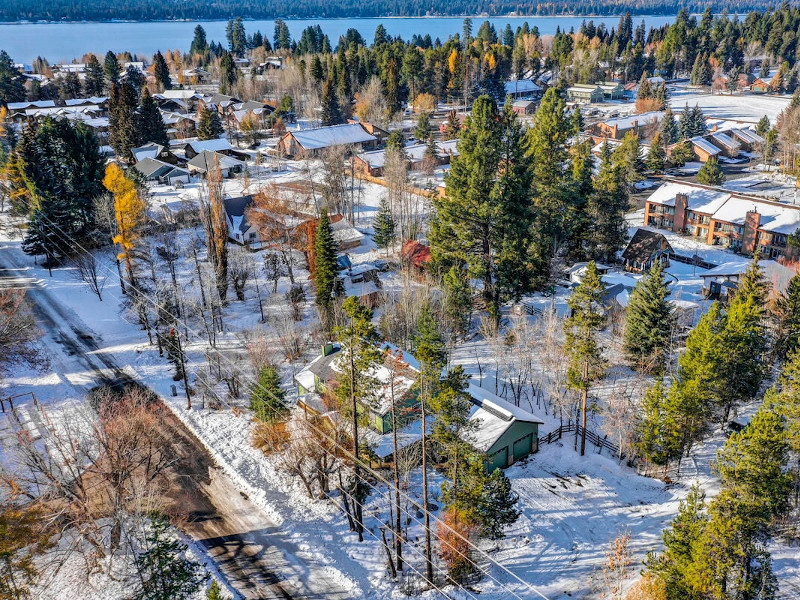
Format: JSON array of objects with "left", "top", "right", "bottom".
[{"left": 0, "top": 0, "right": 778, "bottom": 22}]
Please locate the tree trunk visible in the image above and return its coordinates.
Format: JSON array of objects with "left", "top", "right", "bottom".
[{"left": 421, "top": 398, "right": 434, "bottom": 583}]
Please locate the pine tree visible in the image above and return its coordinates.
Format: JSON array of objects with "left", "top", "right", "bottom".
[
  {"left": 526, "top": 87, "right": 575, "bottom": 281},
  {"left": 646, "top": 132, "right": 666, "bottom": 173},
  {"left": 104, "top": 50, "right": 121, "bottom": 87},
  {"left": 153, "top": 51, "right": 171, "bottom": 91},
  {"left": 225, "top": 17, "right": 247, "bottom": 56},
  {"left": 678, "top": 104, "right": 693, "bottom": 140},
  {"left": 570, "top": 105, "right": 585, "bottom": 134},
  {"left": 334, "top": 296, "right": 382, "bottom": 542},
  {"left": 442, "top": 265, "right": 472, "bottom": 338},
  {"left": 756, "top": 114, "right": 770, "bottom": 136},
  {"left": 568, "top": 140, "right": 594, "bottom": 260},
  {"left": 635, "top": 380, "right": 680, "bottom": 467},
  {"left": 414, "top": 111, "right": 430, "bottom": 141},
  {"left": 477, "top": 468, "right": 520, "bottom": 540},
  {"left": 249, "top": 365, "right": 287, "bottom": 423},
  {"left": 320, "top": 75, "right": 343, "bottom": 126},
  {"left": 133, "top": 512, "right": 206, "bottom": 600},
  {"left": 190, "top": 25, "right": 209, "bottom": 56},
  {"left": 310, "top": 55, "right": 324, "bottom": 83},
  {"left": 108, "top": 82, "right": 139, "bottom": 162},
  {"left": 219, "top": 52, "right": 238, "bottom": 95},
  {"left": 774, "top": 272, "right": 800, "bottom": 358},
  {"left": 312, "top": 210, "right": 340, "bottom": 329},
  {"left": 589, "top": 143, "right": 628, "bottom": 263},
  {"left": 696, "top": 156, "right": 724, "bottom": 185},
  {"left": 660, "top": 107, "right": 679, "bottom": 145},
  {"left": 372, "top": 195, "right": 396, "bottom": 254},
  {"left": 413, "top": 304, "right": 447, "bottom": 582},
  {"left": 206, "top": 581, "right": 226, "bottom": 600},
  {"left": 669, "top": 140, "right": 695, "bottom": 167},
  {"left": 137, "top": 87, "right": 169, "bottom": 147},
  {"left": 84, "top": 53, "right": 105, "bottom": 96},
  {"left": 431, "top": 95, "right": 504, "bottom": 313},
  {"left": 564, "top": 261, "right": 607, "bottom": 455},
  {"left": 196, "top": 103, "right": 223, "bottom": 140},
  {"left": 689, "top": 105, "right": 708, "bottom": 137},
  {"left": 689, "top": 53, "right": 710, "bottom": 85},
  {"left": 442, "top": 109, "right": 461, "bottom": 140},
  {"left": 613, "top": 131, "right": 644, "bottom": 186},
  {"left": 624, "top": 262, "right": 676, "bottom": 373},
  {"left": 0, "top": 50, "right": 26, "bottom": 105}
]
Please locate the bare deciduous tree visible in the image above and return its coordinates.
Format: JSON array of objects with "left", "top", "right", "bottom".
[
  {"left": 229, "top": 246, "right": 252, "bottom": 302},
  {"left": 70, "top": 250, "right": 108, "bottom": 301}
]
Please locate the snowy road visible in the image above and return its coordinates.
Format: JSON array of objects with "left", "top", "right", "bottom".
[{"left": 0, "top": 250, "right": 353, "bottom": 600}]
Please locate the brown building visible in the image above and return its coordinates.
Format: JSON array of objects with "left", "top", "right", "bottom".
[
  {"left": 643, "top": 181, "right": 800, "bottom": 259},
  {"left": 590, "top": 111, "right": 664, "bottom": 141}
]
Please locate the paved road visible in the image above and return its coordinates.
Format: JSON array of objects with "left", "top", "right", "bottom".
[{"left": 0, "top": 249, "right": 353, "bottom": 600}]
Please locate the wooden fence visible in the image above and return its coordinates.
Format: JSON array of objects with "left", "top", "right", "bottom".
[{"left": 540, "top": 422, "right": 621, "bottom": 456}]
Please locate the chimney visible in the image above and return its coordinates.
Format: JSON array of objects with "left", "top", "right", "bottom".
[
  {"left": 742, "top": 209, "right": 761, "bottom": 254},
  {"left": 673, "top": 193, "right": 689, "bottom": 232}
]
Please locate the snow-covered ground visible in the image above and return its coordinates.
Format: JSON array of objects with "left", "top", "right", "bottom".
[
  {"left": 3, "top": 152, "right": 799, "bottom": 599},
  {"left": 669, "top": 86, "right": 792, "bottom": 124}
]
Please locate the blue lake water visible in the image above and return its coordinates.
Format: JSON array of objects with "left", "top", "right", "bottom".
[{"left": 0, "top": 16, "right": 677, "bottom": 64}]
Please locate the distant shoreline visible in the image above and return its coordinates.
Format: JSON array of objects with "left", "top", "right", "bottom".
[{"left": 0, "top": 13, "right": 688, "bottom": 26}]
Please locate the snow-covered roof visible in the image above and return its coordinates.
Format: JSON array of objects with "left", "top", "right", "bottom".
[
  {"left": 463, "top": 383, "right": 544, "bottom": 453},
  {"left": 690, "top": 136, "right": 722, "bottom": 157},
  {"left": 600, "top": 111, "right": 664, "bottom": 130},
  {"left": 187, "top": 150, "right": 244, "bottom": 172},
  {"left": 64, "top": 96, "right": 107, "bottom": 106},
  {"left": 710, "top": 132, "right": 740, "bottom": 151},
  {"left": 288, "top": 123, "right": 376, "bottom": 150},
  {"left": 646, "top": 182, "right": 731, "bottom": 214},
  {"left": 331, "top": 218, "right": 365, "bottom": 245},
  {"left": 728, "top": 128, "right": 764, "bottom": 145},
  {"left": 711, "top": 196, "right": 800, "bottom": 234},
  {"left": 188, "top": 138, "right": 234, "bottom": 154},
  {"left": 505, "top": 79, "right": 542, "bottom": 95},
  {"left": 132, "top": 143, "right": 165, "bottom": 163},
  {"left": 160, "top": 89, "right": 201, "bottom": 99},
  {"left": 7, "top": 100, "right": 56, "bottom": 110}
]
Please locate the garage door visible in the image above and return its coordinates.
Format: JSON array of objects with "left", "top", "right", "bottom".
[
  {"left": 513, "top": 433, "right": 533, "bottom": 462},
  {"left": 488, "top": 447, "right": 508, "bottom": 471}
]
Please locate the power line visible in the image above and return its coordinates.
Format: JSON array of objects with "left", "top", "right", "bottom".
[{"left": 34, "top": 206, "right": 550, "bottom": 600}]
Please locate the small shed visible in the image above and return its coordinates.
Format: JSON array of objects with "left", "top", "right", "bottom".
[
  {"left": 512, "top": 100, "right": 537, "bottom": 115},
  {"left": 622, "top": 229, "right": 673, "bottom": 272}
]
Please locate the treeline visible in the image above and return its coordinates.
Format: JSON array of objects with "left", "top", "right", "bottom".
[{"left": 0, "top": 0, "right": 777, "bottom": 22}]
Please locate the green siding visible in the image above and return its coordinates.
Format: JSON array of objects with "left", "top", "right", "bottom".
[{"left": 484, "top": 421, "right": 539, "bottom": 471}]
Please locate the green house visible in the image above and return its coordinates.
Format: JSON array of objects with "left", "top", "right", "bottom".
[
  {"left": 294, "top": 343, "right": 420, "bottom": 434},
  {"left": 462, "top": 384, "right": 545, "bottom": 471},
  {"left": 566, "top": 84, "right": 604, "bottom": 104}
]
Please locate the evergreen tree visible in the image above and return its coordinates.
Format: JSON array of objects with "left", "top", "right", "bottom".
[
  {"left": 756, "top": 114, "right": 770, "bottom": 136},
  {"left": 104, "top": 50, "right": 121, "bottom": 87},
  {"left": 623, "top": 261, "right": 676, "bottom": 373},
  {"left": 206, "top": 581, "right": 226, "bottom": 600},
  {"left": 646, "top": 131, "right": 666, "bottom": 173},
  {"left": 477, "top": 468, "right": 520, "bottom": 540},
  {"left": 689, "top": 53, "right": 710, "bottom": 85},
  {"left": 133, "top": 512, "right": 206, "bottom": 600},
  {"left": 310, "top": 55, "right": 324, "bottom": 83},
  {"left": 321, "top": 75, "right": 343, "bottom": 126},
  {"left": 196, "top": 103, "right": 223, "bottom": 140},
  {"left": 564, "top": 261, "right": 606, "bottom": 456},
  {"left": 190, "top": 25, "right": 209, "bottom": 56},
  {"left": 774, "top": 272, "right": 800, "bottom": 358},
  {"left": 567, "top": 140, "right": 594, "bottom": 260},
  {"left": 442, "top": 265, "right": 472, "bottom": 338},
  {"left": 372, "top": 195, "right": 396, "bottom": 254},
  {"left": 669, "top": 140, "right": 695, "bottom": 167},
  {"left": 273, "top": 19, "right": 291, "bottom": 50},
  {"left": 696, "top": 156, "right": 724, "bottom": 185},
  {"left": 442, "top": 109, "right": 461, "bottom": 140},
  {"left": 570, "top": 105, "right": 584, "bottom": 134},
  {"left": 689, "top": 105, "right": 708, "bottom": 136},
  {"left": 0, "top": 50, "right": 26, "bottom": 105},
  {"left": 59, "top": 72, "right": 82, "bottom": 100},
  {"left": 431, "top": 95, "right": 509, "bottom": 318},
  {"left": 84, "top": 53, "right": 105, "bottom": 96},
  {"left": 249, "top": 365, "right": 287, "bottom": 423},
  {"left": 660, "top": 107, "right": 679, "bottom": 146},
  {"left": 225, "top": 17, "right": 247, "bottom": 56},
  {"left": 414, "top": 111, "right": 430, "bottom": 141},
  {"left": 137, "top": 87, "right": 169, "bottom": 147},
  {"left": 526, "top": 87, "right": 575, "bottom": 282},
  {"left": 313, "top": 210, "right": 340, "bottom": 328},
  {"left": 678, "top": 104, "right": 693, "bottom": 139},
  {"left": 589, "top": 142, "right": 628, "bottom": 263},
  {"left": 635, "top": 380, "right": 680, "bottom": 467},
  {"left": 153, "top": 51, "right": 171, "bottom": 91},
  {"left": 125, "top": 64, "right": 146, "bottom": 94},
  {"left": 219, "top": 52, "right": 238, "bottom": 95},
  {"left": 108, "top": 82, "right": 139, "bottom": 161}
]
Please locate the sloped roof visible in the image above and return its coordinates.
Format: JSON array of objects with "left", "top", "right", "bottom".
[
  {"left": 647, "top": 182, "right": 730, "bottom": 214},
  {"left": 462, "top": 383, "right": 544, "bottom": 453},
  {"left": 132, "top": 143, "right": 165, "bottom": 163},
  {"left": 710, "top": 132, "right": 741, "bottom": 151},
  {"left": 400, "top": 240, "right": 431, "bottom": 268},
  {"left": 690, "top": 136, "right": 721, "bottom": 157},
  {"left": 288, "top": 123, "right": 376, "bottom": 150},
  {"left": 187, "top": 150, "right": 244, "bottom": 173},
  {"left": 504, "top": 79, "right": 542, "bottom": 95},
  {"left": 134, "top": 157, "right": 174, "bottom": 179},
  {"left": 187, "top": 138, "right": 233, "bottom": 154},
  {"left": 622, "top": 228, "right": 673, "bottom": 263},
  {"left": 222, "top": 195, "right": 255, "bottom": 234}
]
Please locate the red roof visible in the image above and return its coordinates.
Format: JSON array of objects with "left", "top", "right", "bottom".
[{"left": 401, "top": 240, "right": 431, "bottom": 269}]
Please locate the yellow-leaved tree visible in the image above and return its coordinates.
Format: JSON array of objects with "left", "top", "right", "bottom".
[{"left": 102, "top": 163, "right": 146, "bottom": 288}]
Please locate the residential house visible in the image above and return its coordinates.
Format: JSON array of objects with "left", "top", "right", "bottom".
[
  {"left": 133, "top": 158, "right": 190, "bottom": 186},
  {"left": 598, "top": 82, "right": 625, "bottom": 100},
  {"left": 132, "top": 142, "right": 181, "bottom": 165},
  {"left": 684, "top": 136, "right": 721, "bottom": 163},
  {"left": 591, "top": 111, "right": 664, "bottom": 141},
  {"left": 567, "top": 262, "right": 613, "bottom": 284},
  {"left": 187, "top": 150, "right": 245, "bottom": 178},
  {"left": 622, "top": 229, "right": 673, "bottom": 272},
  {"left": 349, "top": 120, "right": 390, "bottom": 144},
  {"left": 400, "top": 240, "right": 431, "bottom": 273},
  {"left": 353, "top": 139, "right": 459, "bottom": 177},
  {"left": 182, "top": 67, "right": 212, "bottom": 84},
  {"left": 700, "top": 260, "right": 795, "bottom": 300},
  {"left": 512, "top": 99, "right": 537, "bottom": 115},
  {"left": 331, "top": 217, "right": 365, "bottom": 250},
  {"left": 277, "top": 123, "right": 379, "bottom": 156},
  {"left": 643, "top": 181, "right": 800, "bottom": 259},
  {"left": 504, "top": 79, "right": 543, "bottom": 99},
  {"left": 566, "top": 84, "right": 604, "bottom": 104},
  {"left": 727, "top": 128, "right": 765, "bottom": 152},
  {"left": 707, "top": 131, "right": 741, "bottom": 158},
  {"left": 750, "top": 70, "right": 779, "bottom": 93}
]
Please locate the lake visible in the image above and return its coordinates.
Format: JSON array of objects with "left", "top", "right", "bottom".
[{"left": 0, "top": 16, "right": 677, "bottom": 64}]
